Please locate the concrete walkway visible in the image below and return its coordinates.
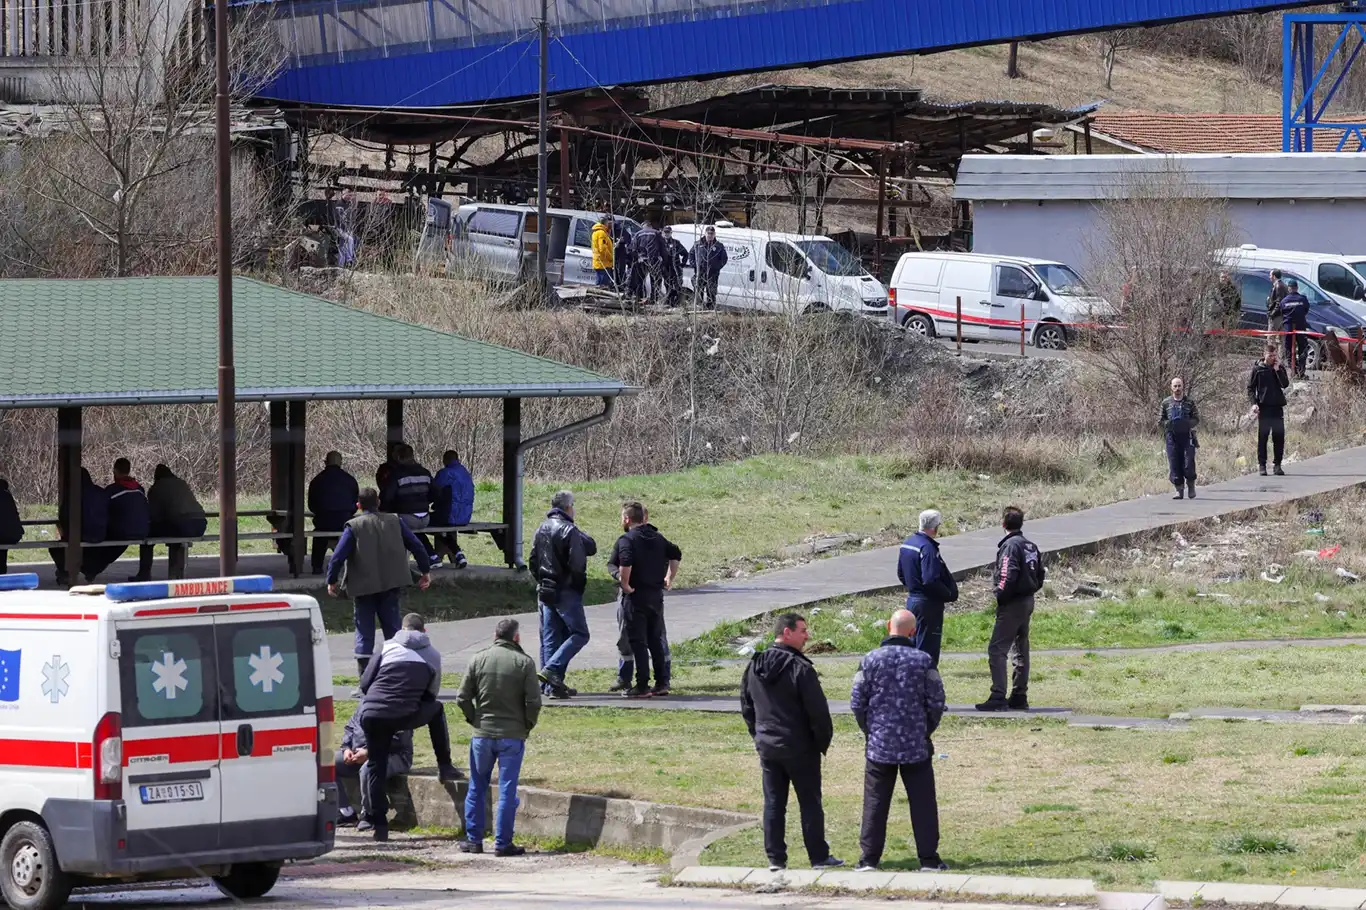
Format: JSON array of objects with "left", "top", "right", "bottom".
[{"left": 329, "top": 443, "right": 1366, "bottom": 676}]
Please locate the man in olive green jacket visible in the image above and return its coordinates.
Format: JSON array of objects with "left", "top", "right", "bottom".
[{"left": 456, "top": 618, "right": 541, "bottom": 856}]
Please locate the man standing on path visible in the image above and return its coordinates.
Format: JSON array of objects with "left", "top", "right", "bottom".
[
  {"left": 616, "top": 501, "right": 682, "bottom": 698},
  {"left": 456, "top": 618, "right": 541, "bottom": 857},
  {"left": 1249, "top": 343, "right": 1291, "bottom": 477},
  {"left": 308, "top": 451, "right": 360, "bottom": 576},
  {"left": 739, "top": 613, "right": 844, "bottom": 872},
  {"left": 851, "top": 609, "right": 947, "bottom": 873},
  {"left": 1159, "top": 377, "right": 1199, "bottom": 501},
  {"left": 897, "top": 510, "right": 958, "bottom": 667},
  {"left": 531, "top": 490, "right": 597, "bottom": 698},
  {"left": 334, "top": 708, "right": 413, "bottom": 829},
  {"left": 327, "top": 488, "right": 434, "bottom": 678},
  {"left": 357, "top": 613, "right": 464, "bottom": 841},
  {"left": 977, "top": 507, "right": 1045, "bottom": 712}
]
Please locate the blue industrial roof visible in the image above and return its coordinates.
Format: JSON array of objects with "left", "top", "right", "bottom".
[{"left": 255, "top": 0, "right": 1320, "bottom": 109}]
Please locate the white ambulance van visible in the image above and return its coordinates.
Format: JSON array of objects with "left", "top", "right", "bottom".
[{"left": 0, "top": 574, "right": 337, "bottom": 910}]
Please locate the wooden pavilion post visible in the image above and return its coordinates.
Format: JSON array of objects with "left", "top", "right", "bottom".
[{"left": 386, "top": 399, "right": 404, "bottom": 462}]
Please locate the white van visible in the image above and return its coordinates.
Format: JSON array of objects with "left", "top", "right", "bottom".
[
  {"left": 889, "top": 252, "right": 1113, "bottom": 349},
  {"left": 0, "top": 574, "right": 337, "bottom": 910},
  {"left": 670, "top": 223, "right": 889, "bottom": 316},
  {"left": 1217, "top": 245, "right": 1366, "bottom": 322},
  {"left": 451, "top": 203, "right": 641, "bottom": 286}
]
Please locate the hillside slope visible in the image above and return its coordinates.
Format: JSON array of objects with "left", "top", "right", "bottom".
[{"left": 775, "top": 37, "right": 1278, "bottom": 114}]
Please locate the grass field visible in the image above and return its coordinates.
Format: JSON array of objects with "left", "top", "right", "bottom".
[{"left": 343, "top": 698, "right": 1366, "bottom": 888}]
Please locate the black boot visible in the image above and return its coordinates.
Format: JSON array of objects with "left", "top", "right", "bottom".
[
  {"left": 1187, "top": 480, "right": 1196, "bottom": 500},
  {"left": 1172, "top": 485, "right": 1185, "bottom": 500}
]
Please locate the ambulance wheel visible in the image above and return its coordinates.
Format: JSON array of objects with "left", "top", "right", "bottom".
[
  {"left": 1, "top": 821, "right": 71, "bottom": 910},
  {"left": 212, "top": 862, "right": 281, "bottom": 900}
]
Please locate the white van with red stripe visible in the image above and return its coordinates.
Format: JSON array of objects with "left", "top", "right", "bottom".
[{"left": 0, "top": 574, "right": 337, "bottom": 910}]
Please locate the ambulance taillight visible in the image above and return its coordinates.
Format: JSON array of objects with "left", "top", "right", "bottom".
[
  {"left": 316, "top": 697, "right": 334, "bottom": 784},
  {"left": 93, "top": 712, "right": 122, "bottom": 800}
]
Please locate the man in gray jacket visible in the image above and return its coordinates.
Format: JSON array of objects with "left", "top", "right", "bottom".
[
  {"left": 358, "top": 613, "right": 461, "bottom": 840},
  {"left": 327, "top": 487, "right": 433, "bottom": 678}
]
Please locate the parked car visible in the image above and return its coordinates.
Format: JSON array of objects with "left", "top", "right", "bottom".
[
  {"left": 1219, "top": 245, "right": 1366, "bottom": 323},
  {"left": 888, "top": 252, "right": 1113, "bottom": 350},
  {"left": 1229, "top": 267, "right": 1364, "bottom": 371},
  {"left": 669, "top": 223, "right": 889, "bottom": 316},
  {"left": 450, "top": 203, "right": 641, "bottom": 285}
]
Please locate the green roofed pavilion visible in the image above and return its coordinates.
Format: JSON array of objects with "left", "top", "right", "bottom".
[
  {"left": 0, "top": 276, "right": 625, "bottom": 406},
  {"left": 0, "top": 276, "right": 629, "bottom": 577}
]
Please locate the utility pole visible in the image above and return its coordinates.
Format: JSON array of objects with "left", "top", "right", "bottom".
[
  {"left": 214, "top": 0, "right": 238, "bottom": 576},
  {"left": 536, "top": 0, "right": 549, "bottom": 294}
]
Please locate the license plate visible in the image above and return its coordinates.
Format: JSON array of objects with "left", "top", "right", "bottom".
[{"left": 139, "top": 782, "right": 204, "bottom": 804}]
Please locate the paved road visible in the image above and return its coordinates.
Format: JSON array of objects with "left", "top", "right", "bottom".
[
  {"left": 71, "top": 854, "right": 1040, "bottom": 910},
  {"left": 328, "top": 444, "right": 1366, "bottom": 676}
]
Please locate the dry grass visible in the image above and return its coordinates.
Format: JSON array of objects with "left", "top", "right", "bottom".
[{"left": 790, "top": 37, "right": 1278, "bottom": 114}]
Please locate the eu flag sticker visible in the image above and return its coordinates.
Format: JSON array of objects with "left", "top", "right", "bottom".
[{"left": 0, "top": 649, "right": 20, "bottom": 702}]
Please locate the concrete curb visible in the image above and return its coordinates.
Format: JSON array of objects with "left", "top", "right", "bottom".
[
  {"left": 673, "top": 868, "right": 1366, "bottom": 909},
  {"left": 404, "top": 774, "right": 756, "bottom": 855},
  {"left": 670, "top": 819, "right": 761, "bottom": 873}
]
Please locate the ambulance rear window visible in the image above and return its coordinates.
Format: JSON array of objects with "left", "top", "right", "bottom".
[
  {"left": 121, "top": 630, "right": 215, "bottom": 726},
  {"left": 220, "top": 618, "right": 316, "bottom": 720}
]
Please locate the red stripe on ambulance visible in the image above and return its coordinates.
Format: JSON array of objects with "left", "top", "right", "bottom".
[{"left": 0, "top": 738, "right": 92, "bottom": 769}]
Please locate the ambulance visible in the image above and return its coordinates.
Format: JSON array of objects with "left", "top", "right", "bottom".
[{"left": 0, "top": 574, "right": 338, "bottom": 910}]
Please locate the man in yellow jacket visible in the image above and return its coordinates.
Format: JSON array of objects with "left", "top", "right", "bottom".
[{"left": 591, "top": 215, "right": 615, "bottom": 287}]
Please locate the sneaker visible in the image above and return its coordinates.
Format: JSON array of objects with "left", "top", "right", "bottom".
[
  {"left": 547, "top": 685, "right": 573, "bottom": 700},
  {"left": 336, "top": 811, "right": 358, "bottom": 828},
  {"left": 650, "top": 686, "right": 671, "bottom": 697},
  {"left": 919, "top": 858, "right": 950, "bottom": 872},
  {"left": 976, "top": 699, "right": 1009, "bottom": 712},
  {"left": 1259, "top": 466, "right": 1268, "bottom": 476},
  {"left": 564, "top": 685, "right": 578, "bottom": 697},
  {"left": 623, "top": 686, "right": 653, "bottom": 699},
  {"left": 1187, "top": 482, "right": 1197, "bottom": 500},
  {"left": 457, "top": 840, "right": 483, "bottom": 854},
  {"left": 812, "top": 856, "right": 845, "bottom": 869},
  {"left": 494, "top": 845, "right": 526, "bottom": 857},
  {"left": 454, "top": 552, "right": 468, "bottom": 569},
  {"left": 1172, "top": 487, "right": 1184, "bottom": 500},
  {"left": 609, "top": 679, "right": 632, "bottom": 692},
  {"left": 768, "top": 863, "right": 786, "bottom": 872},
  {"left": 438, "top": 764, "right": 466, "bottom": 783},
  {"left": 1274, "top": 465, "right": 1285, "bottom": 476},
  {"left": 356, "top": 820, "right": 373, "bottom": 833},
  {"left": 854, "top": 863, "right": 878, "bottom": 872},
  {"left": 1007, "top": 694, "right": 1029, "bottom": 710}
]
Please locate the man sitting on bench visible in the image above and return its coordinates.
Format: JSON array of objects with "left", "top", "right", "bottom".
[
  {"left": 85, "top": 457, "right": 151, "bottom": 582},
  {"left": 146, "top": 464, "right": 207, "bottom": 580},
  {"left": 431, "top": 449, "right": 473, "bottom": 570}
]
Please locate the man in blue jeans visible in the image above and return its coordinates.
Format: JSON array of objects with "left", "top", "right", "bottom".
[
  {"left": 327, "top": 487, "right": 433, "bottom": 678},
  {"left": 530, "top": 490, "right": 596, "bottom": 698},
  {"left": 456, "top": 618, "right": 542, "bottom": 856}
]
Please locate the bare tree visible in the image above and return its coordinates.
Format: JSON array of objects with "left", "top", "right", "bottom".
[
  {"left": 0, "top": 0, "right": 283, "bottom": 277},
  {"left": 1083, "top": 165, "right": 1237, "bottom": 412},
  {"left": 1096, "top": 29, "right": 1135, "bottom": 90}
]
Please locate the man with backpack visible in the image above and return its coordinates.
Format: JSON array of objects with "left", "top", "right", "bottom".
[{"left": 976, "top": 507, "right": 1045, "bottom": 712}]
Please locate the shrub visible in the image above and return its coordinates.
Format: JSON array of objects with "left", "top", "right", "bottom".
[
  {"left": 1092, "top": 841, "right": 1155, "bottom": 862},
  {"left": 1217, "top": 833, "right": 1296, "bottom": 855}
]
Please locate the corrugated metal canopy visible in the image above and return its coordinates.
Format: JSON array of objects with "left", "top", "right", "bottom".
[
  {"left": 0, "top": 277, "right": 629, "bottom": 408},
  {"left": 252, "top": 0, "right": 1323, "bottom": 109},
  {"left": 955, "top": 152, "right": 1366, "bottom": 202}
]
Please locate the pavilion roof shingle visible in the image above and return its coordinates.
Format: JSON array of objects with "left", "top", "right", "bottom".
[{"left": 0, "top": 276, "right": 627, "bottom": 407}]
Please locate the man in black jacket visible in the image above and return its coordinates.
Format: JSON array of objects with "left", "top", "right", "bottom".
[
  {"left": 660, "top": 226, "right": 689, "bottom": 308},
  {"left": 85, "top": 458, "right": 152, "bottom": 581},
  {"left": 1280, "top": 279, "right": 1311, "bottom": 378},
  {"left": 1159, "top": 377, "right": 1199, "bottom": 501},
  {"left": 309, "top": 451, "right": 360, "bottom": 575},
  {"left": 740, "top": 613, "right": 844, "bottom": 872},
  {"left": 0, "top": 478, "right": 22, "bottom": 575},
  {"left": 530, "top": 490, "right": 597, "bottom": 698},
  {"left": 1249, "top": 343, "right": 1291, "bottom": 476},
  {"left": 615, "top": 501, "right": 682, "bottom": 698},
  {"left": 977, "top": 507, "right": 1045, "bottom": 712},
  {"left": 381, "top": 444, "right": 436, "bottom": 559}
]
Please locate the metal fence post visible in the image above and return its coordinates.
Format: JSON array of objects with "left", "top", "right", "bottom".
[
  {"left": 1019, "top": 303, "right": 1026, "bottom": 355},
  {"left": 956, "top": 296, "right": 962, "bottom": 351}
]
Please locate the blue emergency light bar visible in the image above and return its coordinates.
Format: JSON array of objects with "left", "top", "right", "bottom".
[
  {"left": 104, "top": 575, "right": 275, "bottom": 603},
  {"left": 0, "top": 573, "right": 40, "bottom": 592}
]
